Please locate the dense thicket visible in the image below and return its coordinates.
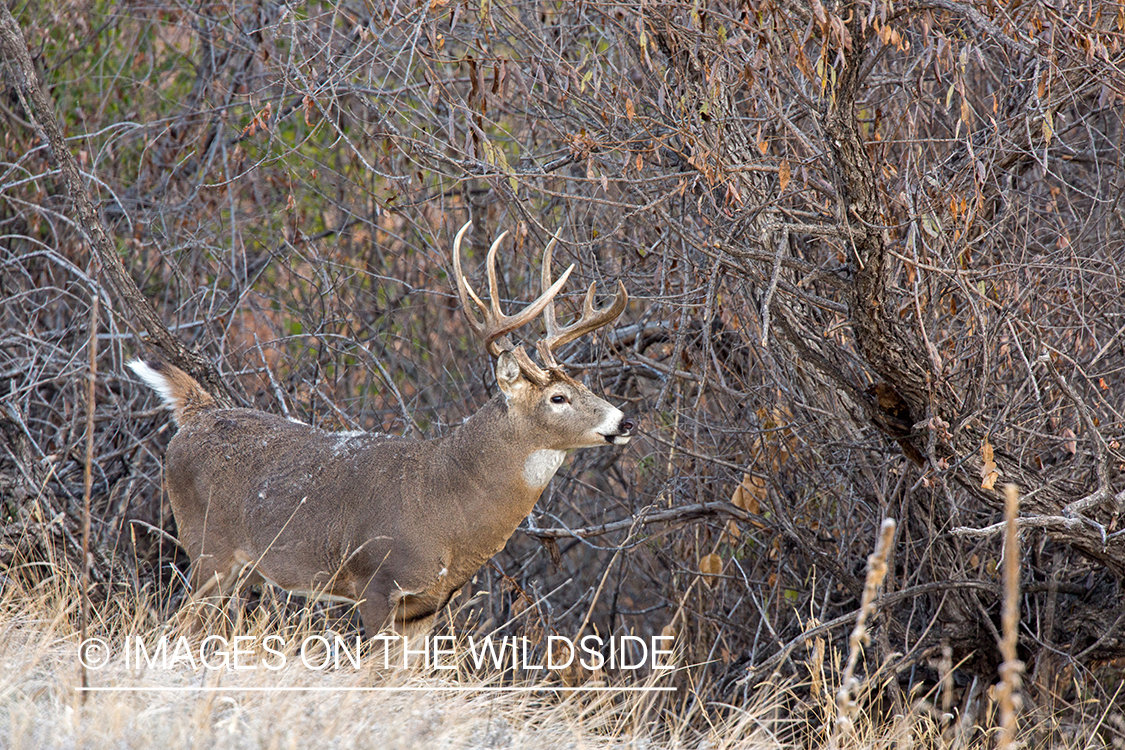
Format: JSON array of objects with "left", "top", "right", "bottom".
[{"left": 3, "top": 0, "right": 1124, "bottom": 736}]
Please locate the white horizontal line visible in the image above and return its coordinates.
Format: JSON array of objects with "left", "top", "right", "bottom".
[{"left": 77, "top": 686, "right": 677, "bottom": 693}]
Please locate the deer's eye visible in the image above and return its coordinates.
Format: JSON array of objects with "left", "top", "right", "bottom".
[{"left": 550, "top": 394, "right": 568, "bottom": 404}]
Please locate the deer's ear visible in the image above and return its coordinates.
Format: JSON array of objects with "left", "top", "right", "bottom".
[{"left": 495, "top": 350, "right": 526, "bottom": 397}]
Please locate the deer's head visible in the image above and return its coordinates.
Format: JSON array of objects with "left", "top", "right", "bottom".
[{"left": 452, "top": 221, "right": 635, "bottom": 453}]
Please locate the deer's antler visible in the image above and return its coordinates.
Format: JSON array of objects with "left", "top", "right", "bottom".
[
  {"left": 452, "top": 221, "right": 573, "bottom": 358},
  {"left": 537, "top": 231, "right": 628, "bottom": 367}
]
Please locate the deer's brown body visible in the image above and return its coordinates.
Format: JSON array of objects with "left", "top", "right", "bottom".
[{"left": 130, "top": 222, "right": 634, "bottom": 635}]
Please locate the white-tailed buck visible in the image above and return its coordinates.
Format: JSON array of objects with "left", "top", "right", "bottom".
[{"left": 129, "top": 222, "right": 634, "bottom": 635}]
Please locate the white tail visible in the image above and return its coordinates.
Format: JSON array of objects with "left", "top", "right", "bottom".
[{"left": 129, "top": 222, "right": 634, "bottom": 635}]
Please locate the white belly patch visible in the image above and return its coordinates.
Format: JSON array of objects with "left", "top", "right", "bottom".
[{"left": 523, "top": 449, "right": 566, "bottom": 489}]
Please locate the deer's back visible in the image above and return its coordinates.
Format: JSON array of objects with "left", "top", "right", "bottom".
[{"left": 164, "top": 407, "right": 435, "bottom": 567}]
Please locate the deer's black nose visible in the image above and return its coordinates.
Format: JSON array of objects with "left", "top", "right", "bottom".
[{"left": 619, "top": 417, "right": 636, "bottom": 434}]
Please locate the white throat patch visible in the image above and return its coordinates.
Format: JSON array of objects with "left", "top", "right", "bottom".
[{"left": 523, "top": 449, "right": 566, "bottom": 489}]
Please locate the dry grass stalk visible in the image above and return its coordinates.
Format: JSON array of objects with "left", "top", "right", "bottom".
[
  {"left": 79, "top": 291, "right": 99, "bottom": 696},
  {"left": 997, "top": 484, "right": 1023, "bottom": 749},
  {"left": 940, "top": 640, "right": 954, "bottom": 739},
  {"left": 806, "top": 618, "right": 826, "bottom": 705},
  {"left": 831, "top": 517, "right": 897, "bottom": 747}
]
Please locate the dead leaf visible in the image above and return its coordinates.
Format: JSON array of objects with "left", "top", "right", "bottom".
[
  {"left": 699, "top": 553, "right": 723, "bottom": 577},
  {"left": 731, "top": 473, "right": 765, "bottom": 513},
  {"left": 981, "top": 439, "right": 999, "bottom": 490},
  {"left": 778, "top": 160, "right": 791, "bottom": 192},
  {"left": 810, "top": 0, "right": 827, "bottom": 24}
]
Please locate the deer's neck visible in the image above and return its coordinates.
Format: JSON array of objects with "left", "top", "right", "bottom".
[{"left": 433, "top": 397, "right": 560, "bottom": 540}]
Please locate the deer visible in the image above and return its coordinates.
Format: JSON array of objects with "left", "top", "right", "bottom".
[{"left": 128, "top": 221, "right": 635, "bottom": 637}]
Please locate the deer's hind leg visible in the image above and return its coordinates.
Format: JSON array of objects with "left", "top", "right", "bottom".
[{"left": 174, "top": 550, "right": 261, "bottom": 635}]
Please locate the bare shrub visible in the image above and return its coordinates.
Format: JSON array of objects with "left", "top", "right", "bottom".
[{"left": 3, "top": 1, "right": 1124, "bottom": 742}]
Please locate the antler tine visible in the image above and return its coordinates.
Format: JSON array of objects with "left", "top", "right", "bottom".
[
  {"left": 484, "top": 231, "right": 509, "bottom": 325},
  {"left": 452, "top": 221, "right": 574, "bottom": 357},
  {"left": 540, "top": 231, "right": 562, "bottom": 336},
  {"left": 539, "top": 277, "right": 628, "bottom": 363},
  {"left": 452, "top": 221, "right": 488, "bottom": 337}
]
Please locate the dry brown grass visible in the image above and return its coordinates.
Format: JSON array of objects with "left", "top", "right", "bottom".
[
  {"left": 0, "top": 563, "right": 1097, "bottom": 750},
  {"left": 1, "top": 577, "right": 655, "bottom": 748}
]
